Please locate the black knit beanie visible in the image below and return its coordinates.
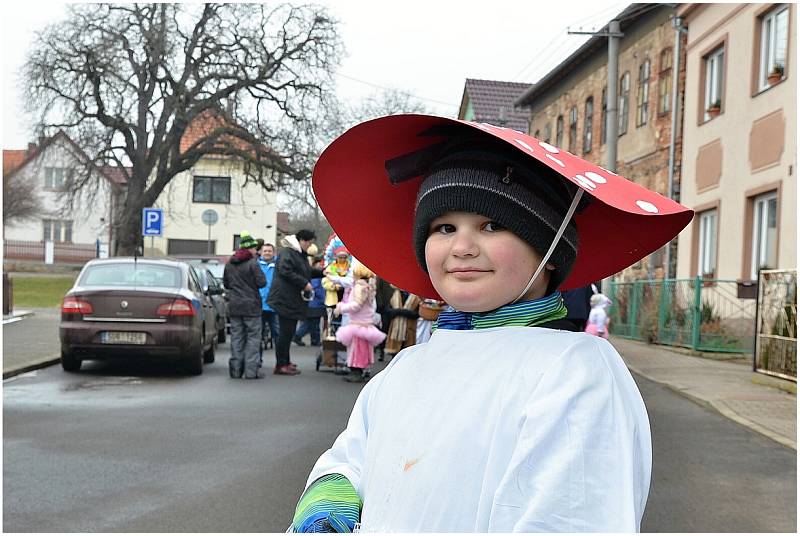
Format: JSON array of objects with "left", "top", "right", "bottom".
[{"left": 413, "top": 142, "right": 581, "bottom": 292}]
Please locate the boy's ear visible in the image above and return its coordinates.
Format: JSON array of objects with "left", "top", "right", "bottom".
[{"left": 546, "top": 262, "right": 556, "bottom": 271}]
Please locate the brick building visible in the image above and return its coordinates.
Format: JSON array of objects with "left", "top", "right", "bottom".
[{"left": 515, "top": 3, "right": 687, "bottom": 280}]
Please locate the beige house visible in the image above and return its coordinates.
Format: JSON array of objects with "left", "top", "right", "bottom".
[
  {"left": 515, "top": 4, "right": 686, "bottom": 280},
  {"left": 148, "top": 157, "right": 278, "bottom": 257},
  {"left": 675, "top": 3, "right": 796, "bottom": 282},
  {"left": 142, "top": 111, "right": 279, "bottom": 257}
]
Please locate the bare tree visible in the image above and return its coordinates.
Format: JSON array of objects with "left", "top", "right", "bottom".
[
  {"left": 24, "top": 3, "right": 343, "bottom": 254},
  {"left": 278, "top": 88, "right": 430, "bottom": 236},
  {"left": 3, "top": 172, "right": 43, "bottom": 228}
]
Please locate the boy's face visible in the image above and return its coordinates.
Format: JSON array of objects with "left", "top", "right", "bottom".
[{"left": 425, "top": 211, "right": 553, "bottom": 312}]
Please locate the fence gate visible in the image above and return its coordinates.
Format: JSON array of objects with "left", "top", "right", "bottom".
[{"left": 754, "top": 270, "right": 797, "bottom": 381}]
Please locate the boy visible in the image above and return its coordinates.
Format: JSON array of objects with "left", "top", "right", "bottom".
[{"left": 291, "top": 115, "right": 693, "bottom": 532}]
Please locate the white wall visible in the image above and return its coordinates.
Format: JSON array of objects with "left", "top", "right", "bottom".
[
  {"left": 148, "top": 156, "right": 278, "bottom": 256},
  {"left": 3, "top": 137, "right": 114, "bottom": 245}
]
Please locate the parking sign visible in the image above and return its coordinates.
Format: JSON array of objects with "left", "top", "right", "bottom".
[{"left": 142, "top": 208, "right": 163, "bottom": 236}]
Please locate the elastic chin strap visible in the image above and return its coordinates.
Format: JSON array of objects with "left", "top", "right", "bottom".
[{"left": 512, "top": 189, "right": 585, "bottom": 304}]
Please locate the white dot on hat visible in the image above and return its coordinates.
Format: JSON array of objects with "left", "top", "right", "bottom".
[
  {"left": 574, "top": 174, "right": 597, "bottom": 190},
  {"left": 514, "top": 138, "right": 535, "bottom": 153},
  {"left": 545, "top": 153, "right": 565, "bottom": 167},
  {"left": 538, "top": 141, "right": 560, "bottom": 153},
  {"left": 636, "top": 200, "right": 659, "bottom": 213},
  {"left": 584, "top": 171, "right": 608, "bottom": 184}
]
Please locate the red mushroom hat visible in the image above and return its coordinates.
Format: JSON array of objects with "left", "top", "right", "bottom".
[{"left": 312, "top": 114, "right": 693, "bottom": 300}]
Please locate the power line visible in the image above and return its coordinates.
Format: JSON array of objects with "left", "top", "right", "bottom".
[
  {"left": 335, "top": 72, "right": 459, "bottom": 108},
  {"left": 511, "top": 1, "right": 629, "bottom": 82}
]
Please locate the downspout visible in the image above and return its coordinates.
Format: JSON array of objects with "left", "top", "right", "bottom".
[{"left": 665, "top": 15, "right": 688, "bottom": 279}]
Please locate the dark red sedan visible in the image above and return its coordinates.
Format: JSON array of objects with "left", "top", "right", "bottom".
[{"left": 59, "top": 258, "right": 219, "bottom": 375}]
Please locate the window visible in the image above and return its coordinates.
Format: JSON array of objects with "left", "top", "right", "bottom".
[
  {"left": 168, "top": 239, "right": 216, "bottom": 255},
  {"left": 697, "top": 209, "right": 717, "bottom": 277},
  {"left": 42, "top": 219, "right": 73, "bottom": 242},
  {"left": 601, "top": 87, "right": 608, "bottom": 144},
  {"left": 759, "top": 4, "right": 789, "bottom": 90},
  {"left": 543, "top": 123, "right": 552, "bottom": 144},
  {"left": 704, "top": 46, "right": 725, "bottom": 121},
  {"left": 583, "top": 97, "right": 594, "bottom": 154},
  {"left": 751, "top": 192, "right": 778, "bottom": 279},
  {"left": 636, "top": 59, "right": 650, "bottom": 127},
  {"left": 619, "top": 72, "right": 630, "bottom": 135},
  {"left": 659, "top": 48, "right": 673, "bottom": 114},
  {"left": 192, "top": 176, "right": 231, "bottom": 204},
  {"left": 555, "top": 115, "right": 564, "bottom": 148},
  {"left": 568, "top": 106, "right": 578, "bottom": 153},
  {"left": 44, "top": 167, "right": 68, "bottom": 189}
]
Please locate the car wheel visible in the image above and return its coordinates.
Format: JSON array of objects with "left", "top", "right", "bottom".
[
  {"left": 61, "top": 349, "right": 82, "bottom": 372},
  {"left": 184, "top": 336, "right": 204, "bottom": 376},
  {"left": 203, "top": 338, "right": 216, "bottom": 364}
]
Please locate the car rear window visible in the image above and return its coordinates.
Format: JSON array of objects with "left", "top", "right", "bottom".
[{"left": 80, "top": 263, "right": 182, "bottom": 288}]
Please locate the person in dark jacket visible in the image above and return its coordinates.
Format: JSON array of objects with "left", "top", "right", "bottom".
[
  {"left": 223, "top": 232, "right": 267, "bottom": 379},
  {"left": 267, "top": 229, "right": 319, "bottom": 375}
]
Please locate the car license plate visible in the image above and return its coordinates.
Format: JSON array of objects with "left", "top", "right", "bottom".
[{"left": 101, "top": 331, "right": 146, "bottom": 345}]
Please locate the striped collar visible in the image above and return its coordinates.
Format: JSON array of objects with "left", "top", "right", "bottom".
[{"left": 433, "top": 292, "right": 567, "bottom": 331}]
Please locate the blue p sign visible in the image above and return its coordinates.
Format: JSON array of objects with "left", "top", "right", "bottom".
[{"left": 142, "top": 208, "right": 163, "bottom": 237}]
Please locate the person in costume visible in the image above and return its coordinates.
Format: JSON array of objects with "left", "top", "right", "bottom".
[
  {"left": 333, "top": 263, "right": 386, "bottom": 383},
  {"left": 381, "top": 286, "right": 420, "bottom": 356},
  {"left": 585, "top": 289, "right": 613, "bottom": 339},
  {"left": 322, "top": 246, "right": 353, "bottom": 308},
  {"left": 290, "top": 114, "right": 693, "bottom": 532}
]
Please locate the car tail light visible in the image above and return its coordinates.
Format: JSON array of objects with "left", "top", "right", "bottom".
[
  {"left": 156, "top": 298, "right": 195, "bottom": 316},
  {"left": 62, "top": 297, "right": 94, "bottom": 314}
]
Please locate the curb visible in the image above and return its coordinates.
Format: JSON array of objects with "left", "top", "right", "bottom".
[
  {"left": 626, "top": 362, "right": 797, "bottom": 451},
  {"left": 3, "top": 355, "right": 61, "bottom": 380},
  {"left": 2, "top": 310, "right": 35, "bottom": 325}
]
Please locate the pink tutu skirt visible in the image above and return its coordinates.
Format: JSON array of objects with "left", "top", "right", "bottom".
[
  {"left": 584, "top": 323, "right": 608, "bottom": 338},
  {"left": 336, "top": 323, "right": 386, "bottom": 346}
]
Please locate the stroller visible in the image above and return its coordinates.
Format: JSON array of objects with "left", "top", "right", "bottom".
[{"left": 316, "top": 307, "right": 347, "bottom": 372}]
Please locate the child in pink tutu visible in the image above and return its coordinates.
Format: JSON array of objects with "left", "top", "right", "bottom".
[
  {"left": 334, "top": 264, "right": 386, "bottom": 383},
  {"left": 585, "top": 292, "right": 612, "bottom": 338}
]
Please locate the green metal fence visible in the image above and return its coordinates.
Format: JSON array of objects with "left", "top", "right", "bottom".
[{"left": 609, "top": 277, "right": 756, "bottom": 353}]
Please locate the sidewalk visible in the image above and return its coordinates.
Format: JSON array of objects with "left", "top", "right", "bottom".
[
  {"left": 2, "top": 308, "right": 62, "bottom": 378},
  {"left": 611, "top": 336, "right": 797, "bottom": 450}
]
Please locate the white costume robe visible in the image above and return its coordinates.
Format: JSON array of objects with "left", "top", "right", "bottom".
[{"left": 303, "top": 327, "right": 652, "bottom": 532}]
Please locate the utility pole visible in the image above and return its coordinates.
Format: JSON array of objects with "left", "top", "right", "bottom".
[{"left": 569, "top": 20, "right": 624, "bottom": 173}]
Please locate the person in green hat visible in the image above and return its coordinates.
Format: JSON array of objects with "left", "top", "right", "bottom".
[{"left": 223, "top": 231, "right": 266, "bottom": 379}]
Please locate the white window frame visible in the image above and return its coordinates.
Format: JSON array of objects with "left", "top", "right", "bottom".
[
  {"left": 637, "top": 59, "right": 650, "bottom": 127},
  {"left": 698, "top": 209, "right": 717, "bottom": 277},
  {"left": 704, "top": 47, "right": 725, "bottom": 121},
  {"left": 42, "top": 219, "right": 73, "bottom": 243},
  {"left": 619, "top": 72, "right": 630, "bottom": 135},
  {"left": 751, "top": 191, "right": 779, "bottom": 279},
  {"left": 759, "top": 4, "right": 789, "bottom": 90},
  {"left": 44, "top": 167, "right": 67, "bottom": 189}
]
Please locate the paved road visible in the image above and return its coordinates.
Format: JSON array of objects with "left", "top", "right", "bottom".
[
  {"left": 3, "top": 345, "right": 796, "bottom": 532},
  {"left": 638, "top": 374, "right": 796, "bottom": 532}
]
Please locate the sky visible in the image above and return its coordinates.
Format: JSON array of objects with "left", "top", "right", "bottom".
[{"left": 1, "top": 0, "right": 630, "bottom": 149}]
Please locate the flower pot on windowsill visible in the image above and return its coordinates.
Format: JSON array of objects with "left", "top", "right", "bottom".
[
  {"left": 707, "top": 106, "right": 721, "bottom": 119},
  {"left": 767, "top": 71, "right": 783, "bottom": 85}
]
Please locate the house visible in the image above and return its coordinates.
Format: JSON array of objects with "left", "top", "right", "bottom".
[
  {"left": 458, "top": 78, "right": 532, "bottom": 133},
  {"left": 147, "top": 110, "right": 279, "bottom": 257},
  {"left": 514, "top": 3, "right": 686, "bottom": 280},
  {"left": 674, "top": 3, "right": 796, "bottom": 283},
  {"left": 3, "top": 131, "right": 124, "bottom": 264}
]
